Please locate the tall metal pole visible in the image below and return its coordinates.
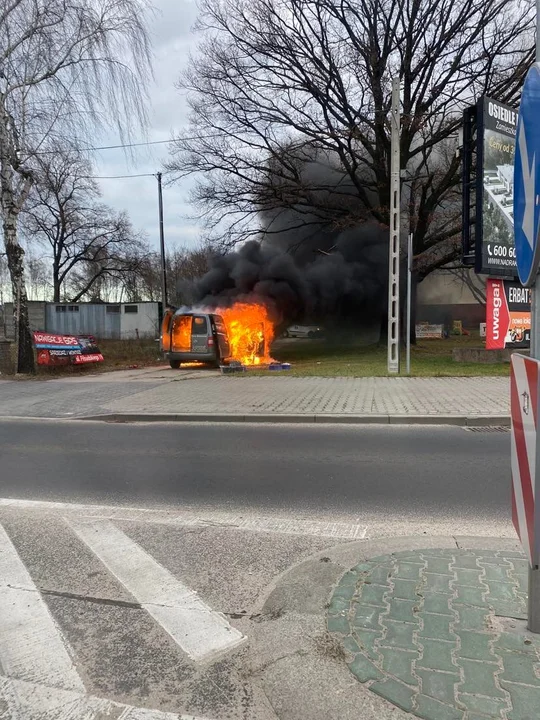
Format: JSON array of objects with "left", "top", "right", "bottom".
[
  {"left": 387, "top": 77, "right": 401, "bottom": 374},
  {"left": 156, "top": 172, "right": 168, "bottom": 312},
  {"left": 528, "top": 0, "right": 540, "bottom": 633},
  {"left": 406, "top": 233, "right": 413, "bottom": 375}
]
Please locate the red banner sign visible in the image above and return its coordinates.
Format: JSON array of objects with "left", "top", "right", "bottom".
[{"left": 33, "top": 332, "right": 104, "bottom": 366}]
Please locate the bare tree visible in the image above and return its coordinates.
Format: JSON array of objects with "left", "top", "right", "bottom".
[
  {"left": 0, "top": 0, "right": 152, "bottom": 372},
  {"left": 168, "top": 0, "right": 533, "bottom": 271},
  {"left": 22, "top": 150, "right": 146, "bottom": 302}
]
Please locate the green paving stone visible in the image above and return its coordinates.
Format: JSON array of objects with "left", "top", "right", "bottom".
[
  {"left": 453, "top": 585, "right": 486, "bottom": 607},
  {"left": 348, "top": 652, "right": 383, "bottom": 683},
  {"left": 452, "top": 555, "right": 481, "bottom": 570},
  {"left": 454, "top": 568, "right": 485, "bottom": 588},
  {"left": 421, "top": 549, "right": 457, "bottom": 557},
  {"left": 456, "top": 631, "right": 497, "bottom": 662},
  {"left": 327, "top": 596, "right": 350, "bottom": 615},
  {"left": 489, "top": 600, "right": 526, "bottom": 619},
  {"left": 478, "top": 557, "right": 512, "bottom": 567},
  {"left": 394, "top": 551, "right": 425, "bottom": 561},
  {"left": 394, "top": 562, "right": 423, "bottom": 580},
  {"left": 499, "top": 649, "right": 540, "bottom": 686},
  {"left": 482, "top": 564, "right": 511, "bottom": 583},
  {"left": 510, "top": 558, "right": 529, "bottom": 574},
  {"left": 327, "top": 614, "right": 350, "bottom": 634},
  {"left": 424, "top": 557, "right": 453, "bottom": 575},
  {"left": 360, "top": 583, "right": 389, "bottom": 607},
  {"left": 416, "top": 668, "right": 459, "bottom": 705},
  {"left": 501, "top": 551, "right": 527, "bottom": 558},
  {"left": 386, "top": 598, "right": 419, "bottom": 624},
  {"left": 352, "top": 603, "right": 382, "bottom": 631},
  {"left": 457, "top": 692, "right": 508, "bottom": 716},
  {"left": 331, "top": 583, "right": 356, "bottom": 604},
  {"left": 339, "top": 570, "right": 362, "bottom": 586},
  {"left": 353, "top": 562, "right": 375, "bottom": 573},
  {"left": 458, "top": 659, "right": 505, "bottom": 697},
  {"left": 422, "top": 593, "right": 453, "bottom": 616},
  {"left": 369, "top": 554, "right": 395, "bottom": 566},
  {"left": 415, "top": 693, "right": 464, "bottom": 720},
  {"left": 368, "top": 565, "right": 392, "bottom": 585},
  {"left": 341, "top": 634, "right": 362, "bottom": 657},
  {"left": 485, "top": 581, "right": 519, "bottom": 603},
  {"left": 494, "top": 632, "right": 540, "bottom": 655},
  {"left": 393, "top": 578, "right": 421, "bottom": 600},
  {"left": 353, "top": 628, "right": 382, "bottom": 661},
  {"left": 419, "top": 613, "right": 455, "bottom": 642},
  {"left": 380, "top": 620, "right": 416, "bottom": 650},
  {"left": 417, "top": 638, "right": 458, "bottom": 673},
  {"left": 423, "top": 573, "right": 453, "bottom": 593},
  {"left": 370, "top": 678, "right": 415, "bottom": 713},
  {"left": 502, "top": 681, "right": 540, "bottom": 720},
  {"left": 380, "top": 647, "right": 417, "bottom": 686},
  {"left": 453, "top": 605, "right": 490, "bottom": 631},
  {"left": 466, "top": 715, "right": 500, "bottom": 720}
]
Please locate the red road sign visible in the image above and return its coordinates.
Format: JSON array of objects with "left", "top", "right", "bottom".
[{"left": 511, "top": 354, "right": 539, "bottom": 565}]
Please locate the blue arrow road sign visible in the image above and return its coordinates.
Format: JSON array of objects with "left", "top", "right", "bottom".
[{"left": 514, "top": 62, "right": 540, "bottom": 287}]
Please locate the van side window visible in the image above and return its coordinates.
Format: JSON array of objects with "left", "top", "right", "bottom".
[{"left": 191, "top": 316, "right": 208, "bottom": 335}]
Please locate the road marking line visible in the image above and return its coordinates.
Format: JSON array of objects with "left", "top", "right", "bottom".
[
  {"left": 66, "top": 518, "right": 246, "bottom": 663},
  {"left": 0, "top": 675, "right": 213, "bottom": 719},
  {"left": 0, "top": 523, "right": 85, "bottom": 693},
  {"left": 0, "top": 498, "right": 367, "bottom": 539}
]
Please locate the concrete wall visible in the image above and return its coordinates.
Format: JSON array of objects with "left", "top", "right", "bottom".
[
  {"left": 120, "top": 303, "right": 160, "bottom": 339},
  {"left": 3, "top": 302, "right": 46, "bottom": 339}
]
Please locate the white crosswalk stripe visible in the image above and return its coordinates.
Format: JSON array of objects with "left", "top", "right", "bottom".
[
  {"left": 66, "top": 518, "right": 247, "bottom": 663},
  {"left": 0, "top": 519, "right": 225, "bottom": 719},
  {"left": 0, "top": 523, "right": 85, "bottom": 692}
]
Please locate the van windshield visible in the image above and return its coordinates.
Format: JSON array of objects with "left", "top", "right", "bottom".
[{"left": 191, "top": 316, "right": 208, "bottom": 335}]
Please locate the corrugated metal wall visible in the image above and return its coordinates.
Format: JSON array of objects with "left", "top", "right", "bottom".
[{"left": 45, "top": 304, "right": 121, "bottom": 338}]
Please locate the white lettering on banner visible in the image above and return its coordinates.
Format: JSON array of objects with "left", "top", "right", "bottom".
[
  {"left": 488, "top": 101, "right": 517, "bottom": 127},
  {"left": 492, "top": 283, "right": 502, "bottom": 340},
  {"left": 508, "top": 287, "right": 531, "bottom": 304}
]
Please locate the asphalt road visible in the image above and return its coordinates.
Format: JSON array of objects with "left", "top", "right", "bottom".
[{"left": 0, "top": 419, "right": 510, "bottom": 525}]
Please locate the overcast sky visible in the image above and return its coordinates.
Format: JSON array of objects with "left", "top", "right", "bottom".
[{"left": 93, "top": 0, "right": 200, "bottom": 252}]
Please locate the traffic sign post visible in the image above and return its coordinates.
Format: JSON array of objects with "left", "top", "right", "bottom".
[{"left": 513, "top": 48, "right": 540, "bottom": 631}]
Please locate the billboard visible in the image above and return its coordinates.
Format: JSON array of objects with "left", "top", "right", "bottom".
[
  {"left": 462, "top": 96, "right": 518, "bottom": 278},
  {"left": 33, "top": 332, "right": 104, "bottom": 366},
  {"left": 485, "top": 278, "right": 530, "bottom": 350}
]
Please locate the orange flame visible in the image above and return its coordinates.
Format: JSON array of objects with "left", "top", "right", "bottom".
[{"left": 217, "top": 302, "right": 275, "bottom": 366}]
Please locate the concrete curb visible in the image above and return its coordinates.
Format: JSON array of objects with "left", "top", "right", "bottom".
[{"left": 78, "top": 412, "right": 511, "bottom": 427}]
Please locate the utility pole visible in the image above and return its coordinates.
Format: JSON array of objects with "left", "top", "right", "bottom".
[
  {"left": 387, "top": 77, "right": 401, "bottom": 374},
  {"left": 156, "top": 172, "right": 168, "bottom": 312},
  {"left": 406, "top": 233, "right": 413, "bottom": 375}
]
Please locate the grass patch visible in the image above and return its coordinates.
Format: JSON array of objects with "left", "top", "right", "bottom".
[{"left": 258, "top": 335, "right": 511, "bottom": 378}]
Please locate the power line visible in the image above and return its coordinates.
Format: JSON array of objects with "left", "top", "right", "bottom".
[
  {"left": 91, "top": 172, "right": 157, "bottom": 179},
  {"left": 32, "top": 133, "right": 223, "bottom": 155}
]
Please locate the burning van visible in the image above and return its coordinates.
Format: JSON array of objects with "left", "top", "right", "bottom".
[
  {"left": 161, "top": 311, "right": 231, "bottom": 368},
  {"left": 161, "top": 301, "right": 276, "bottom": 369}
]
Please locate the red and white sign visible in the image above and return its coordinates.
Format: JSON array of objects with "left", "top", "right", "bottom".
[
  {"left": 73, "top": 353, "right": 104, "bottom": 364},
  {"left": 486, "top": 279, "right": 531, "bottom": 350},
  {"left": 510, "top": 354, "right": 539, "bottom": 565}
]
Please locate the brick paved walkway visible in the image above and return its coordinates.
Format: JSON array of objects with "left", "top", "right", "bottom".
[
  {"left": 0, "top": 371, "right": 510, "bottom": 419},
  {"left": 328, "top": 548, "right": 539, "bottom": 719}
]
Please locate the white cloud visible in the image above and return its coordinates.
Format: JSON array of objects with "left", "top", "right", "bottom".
[{"left": 93, "top": 0, "right": 201, "bottom": 250}]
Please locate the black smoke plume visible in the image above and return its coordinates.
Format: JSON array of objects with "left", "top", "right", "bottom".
[{"left": 190, "top": 153, "right": 394, "bottom": 336}]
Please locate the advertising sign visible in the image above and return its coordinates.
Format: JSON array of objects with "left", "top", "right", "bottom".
[
  {"left": 415, "top": 324, "right": 444, "bottom": 339},
  {"left": 33, "top": 332, "right": 104, "bottom": 366},
  {"left": 477, "top": 97, "right": 517, "bottom": 277},
  {"left": 462, "top": 96, "right": 518, "bottom": 278},
  {"left": 485, "top": 278, "right": 530, "bottom": 350}
]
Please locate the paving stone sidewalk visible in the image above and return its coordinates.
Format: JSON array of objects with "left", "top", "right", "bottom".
[
  {"left": 0, "top": 371, "right": 510, "bottom": 420},
  {"left": 328, "top": 548, "right": 539, "bottom": 720}
]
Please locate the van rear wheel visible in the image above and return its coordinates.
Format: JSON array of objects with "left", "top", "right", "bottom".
[{"left": 169, "top": 359, "right": 181, "bottom": 369}]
